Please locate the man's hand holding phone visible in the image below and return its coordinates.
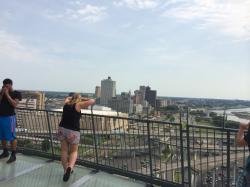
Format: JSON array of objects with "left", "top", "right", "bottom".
[{"left": 1, "top": 86, "right": 8, "bottom": 95}]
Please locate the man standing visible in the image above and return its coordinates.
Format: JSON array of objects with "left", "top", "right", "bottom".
[{"left": 0, "top": 78, "right": 21, "bottom": 163}]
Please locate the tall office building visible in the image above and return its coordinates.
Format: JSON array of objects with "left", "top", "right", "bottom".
[
  {"left": 139, "top": 86, "right": 146, "bottom": 100},
  {"left": 95, "top": 86, "right": 101, "bottom": 98},
  {"left": 145, "top": 86, "right": 157, "bottom": 108},
  {"left": 134, "top": 90, "right": 144, "bottom": 105},
  {"left": 100, "top": 77, "right": 116, "bottom": 106},
  {"left": 134, "top": 86, "right": 151, "bottom": 107}
]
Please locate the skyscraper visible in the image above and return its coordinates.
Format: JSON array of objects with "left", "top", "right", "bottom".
[
  {"left": 100, "top": 77, "right": 116, "bottom": 106},
  {"left": 134, "top": 90, "right": 144, "bottom": 105},
  {"left": 145, "top": 86, "right": 157, "bottom": 108},
  {"left": 139, "top": 86, "right": 146, "bottom": 100},
  {"left": 95, "top": 86, "right": 101, "bottom": 98}
]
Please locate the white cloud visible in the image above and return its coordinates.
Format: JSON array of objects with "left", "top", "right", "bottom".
[
  {"left": 0, "top": 10, "right": 13, "bottom": 26},
  {"left": 120, "top": 23, "right": 133, "bottom": 28},
  {"left": 144, "top": 46, "right": 197, "bottom": 66},
  {"left": 162, "top": 0, "right": 250, "bottom": 40},
  {"left": 113, "top": 0, "right": 160, "bottom": 10},
  {"left": 45, "top": 4, "right": 107, "bottom": 23},
  {"left": 0, "top": 30, "right": 39, "bottom": 62},
  {"left": 113, "top": 1, "right": 124, "bottom": 7}
]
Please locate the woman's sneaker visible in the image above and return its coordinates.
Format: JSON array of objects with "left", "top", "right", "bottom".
[{"left": 63, "top": 167, "right": 72, "bottom": 182}]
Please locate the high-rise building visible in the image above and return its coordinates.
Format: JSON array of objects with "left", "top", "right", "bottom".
[
  {"left": 100, "top": 77, "right": 116, "bottom": 106},
  {"left": 134, "top": 90, "right": 144, "bottom": 105},
  {"left": 108, "top": 92, "right": 133, "bottom": 114},
  {"left": 145, "top": 86, "right": 157, "bottom": 108},
  {"left": 95, "top": 86, "right": 101, "bottom": 98},
  {"left": 139, "top": 86, "right": 146, "bottom": 100},
  {"left": 134, "top": 85, "right": 153, "bottom": 107}
]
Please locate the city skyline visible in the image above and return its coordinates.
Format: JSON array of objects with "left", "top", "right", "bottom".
[{"left": 0, "top": 0, "right": 249, "bottom": 100}]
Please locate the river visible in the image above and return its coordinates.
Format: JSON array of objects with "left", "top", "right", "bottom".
[{"left": 211, "top": 107, "right": 250, "bottom": 123}]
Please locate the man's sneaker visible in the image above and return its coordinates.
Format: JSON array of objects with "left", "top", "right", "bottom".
[
  {"left": 0, "top": 150, "right": 9, "bottom": 159},
  {"left": 7, "top": 153, "right": 16, "bottom": 164},
  {"left": 63, "top": 167, "right": 72, "bottom": 182}
]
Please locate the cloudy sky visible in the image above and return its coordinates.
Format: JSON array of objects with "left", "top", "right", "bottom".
[{"left": 0, "top": 0, "right": 249, "bottom": 100}]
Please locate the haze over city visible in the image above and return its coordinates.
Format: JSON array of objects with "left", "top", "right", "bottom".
[{"left": 0, "top": 0, "right": 249, "bottom": 100}]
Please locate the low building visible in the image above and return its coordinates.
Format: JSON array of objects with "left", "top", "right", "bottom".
[
  {"left": 156, "top": 99, "right": 168, "bottom": 109},
  {"left": 51, "top": 107, "right": 129, "bottom": 131},
  {"left": 20, "top": 91, "right": 45, "bottom": 109},
  {"left": 108, "top": 92, "right": 133, "bottom": 114},
  {"left": 133, "top": 104, "right": 143, "bottom": 114},
  {"left": 18, "top": 98, "right": 37, "bottom": 109},
  {"left": 167, "top": 99, "right": 176, "bottom": 106}
]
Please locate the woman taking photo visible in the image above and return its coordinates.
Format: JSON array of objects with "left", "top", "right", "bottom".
[{"left": 58, "top": 93, "right": 95, "bottom": 182}]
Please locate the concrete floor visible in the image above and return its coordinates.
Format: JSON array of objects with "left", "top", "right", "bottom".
[{"left": 0, "top": 154, "right": 146, "bottom": 187}]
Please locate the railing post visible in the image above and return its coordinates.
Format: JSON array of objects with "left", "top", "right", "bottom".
[
  {"left": 46, "top": 110, "right": 55, "bottom": 159},
  {"left": 186, "top": 107, "right": 192, "bottom": 187},
  {"left": 116, "top": 99, "right": 119, "bottom": 117},
  {"left": 226, "top": 130, "right": 231, "bottom": 187},
  {"left": 223, "top": 109, "right": 226, "bottom": 129},
  {"left": 179, "top": 110, "right": 185, "bottom": 186},
  {"left": 146, "top": 107, "right": 154, "bottom": 185},
  {"left": 91, "top": 105, "right": 99, "bottom": 168}
]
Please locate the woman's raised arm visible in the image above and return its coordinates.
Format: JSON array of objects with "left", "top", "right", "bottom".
[
  {"left": 237, "top": 123, "right": 248, "bottom": 146},
  {"left": 76, "top": 99, "right": 95, "bottom": 111}
]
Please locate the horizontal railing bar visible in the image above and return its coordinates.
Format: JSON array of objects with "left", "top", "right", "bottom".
[{"left": 188, "top": 124, "right": 239, "bottom": 132}]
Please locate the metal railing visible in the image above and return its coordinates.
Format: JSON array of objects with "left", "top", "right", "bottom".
[{"left": 13, "top": 108, "right": 249, "bottom": 187}]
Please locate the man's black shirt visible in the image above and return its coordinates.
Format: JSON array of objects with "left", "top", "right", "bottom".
[{"left": 0, "top": 91, "right": 22, "bottom": 116}]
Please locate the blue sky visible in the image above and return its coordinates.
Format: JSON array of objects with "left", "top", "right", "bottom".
[{"left": 0, "top": 0, "right": 249, "bottom": 100}]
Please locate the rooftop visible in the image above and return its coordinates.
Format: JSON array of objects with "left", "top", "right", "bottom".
[{"left": 52, "top": 106, "right": 128, "bottom": 116}]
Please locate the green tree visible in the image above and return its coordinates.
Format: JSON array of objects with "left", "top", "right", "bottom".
[
  {"left": 169, "top": 116, "right": 175, "bottom": 122},
  {"left": 190, "top": 110, "right": 206, "bottom": 117},
  {"left": 225, "top": 120, "right": 240, "bottom": 129},
  {"left": 212, "top": 116, "right": 224, "bottom": 127},
  {"left": 161, "top": 105, "right": 179, "bottom": 112},
  {"left": 209, "top": 112, "right": 217, "bottom": 118}
]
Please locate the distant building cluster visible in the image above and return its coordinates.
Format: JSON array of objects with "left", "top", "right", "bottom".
[
  {"left": 18, "top": 91, "right": 45, "bottom": 110},
  {"left": 17, "top": 77, "right": 172, "bottom": 115},
  {"left": 95, "top": 76, "right": 169, "bottom": 115}
]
